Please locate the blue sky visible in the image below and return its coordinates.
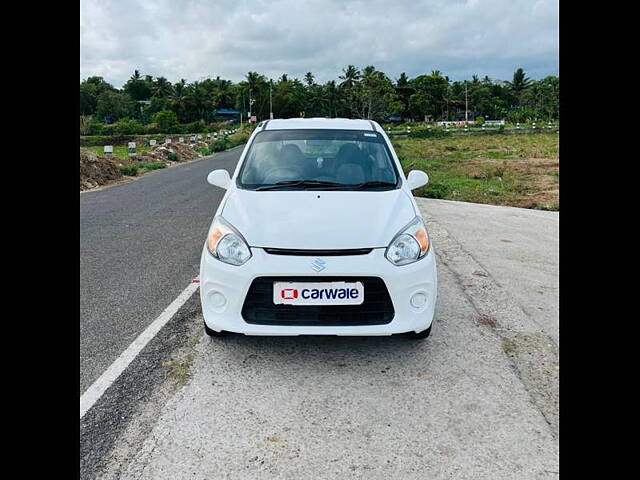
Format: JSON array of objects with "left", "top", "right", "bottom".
[{"left": 80, "top": 0, "right": 558, "bottom": 87}]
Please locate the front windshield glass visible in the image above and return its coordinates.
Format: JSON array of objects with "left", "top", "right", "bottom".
[{"left": 237, "top": 129, "right": 399, "bottom": 190}]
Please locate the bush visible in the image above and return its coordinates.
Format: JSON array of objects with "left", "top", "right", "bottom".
[
  {"left": 195, "top": 146, "right": 211, "bottom": 156},
  {"left": 183, "top": 121, "right": 205, "bottom": 133},
  {"left": 210, "top": 137, "right": 230, "bottom": 152},
  {"left": 408, "top": 127, "right": 451, "bottom": 139},
  {"left": 152, "top": 110, "right": 179, "bottom": 132},
  {"left": 475, "top": 117, "right": 485, "bottom": 126},
  {"left": 87, "top": 122, "right": 105, "bottom": 135},
  {"left": 113, "top": 118, "right": 144, "bottom": 135},
  {"left": 137, "top": 161, "right": 166, "bottom": 171},
  {"left": 166, "top": 152, "right": 178, "bottom": 162},
  {"left": 423, "top": 182, "right": 451, "bottom": 199},
  {"left": 120, "top": 165, "right": 139, "bottom": 176}
]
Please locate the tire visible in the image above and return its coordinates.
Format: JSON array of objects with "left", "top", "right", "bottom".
[
  {"left": 407, "top": 325, "right": 432, "bottom": 339},
  {"left": 204, "top": 321, "right": 225, "bottom": 337}
]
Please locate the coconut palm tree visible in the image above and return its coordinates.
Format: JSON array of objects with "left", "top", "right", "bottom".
[{"left": 339, "top": 65, "right": 361, "bottom": 88}]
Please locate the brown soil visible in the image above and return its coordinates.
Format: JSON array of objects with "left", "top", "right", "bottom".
[
  {"left": 134, "top": 143, "right": 203, "bottom": 165},
  {"left": 80, "top": 143, "right": 204, "bottom": 191},
  {"left": 80, "top": 149, "right": 123, "bottom": 191},
  {"left": 461, "top": 157, "right": 559, "bottom": 210}
]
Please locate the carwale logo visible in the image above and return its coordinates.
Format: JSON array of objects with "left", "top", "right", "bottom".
[
  {"left": 281, "top": 288, "right": 298, "bottom": 299},
  {"left": 311, "top": 258, "right": 326, "bottom": 272}
]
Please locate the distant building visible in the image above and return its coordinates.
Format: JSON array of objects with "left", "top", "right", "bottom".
[{"left": 214, "top": 109, "right": 240, "bottom": 123}]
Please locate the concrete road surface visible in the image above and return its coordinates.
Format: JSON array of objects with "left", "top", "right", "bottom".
[{"left": 80, "top": 146, "right": 558, "bottom": 479}]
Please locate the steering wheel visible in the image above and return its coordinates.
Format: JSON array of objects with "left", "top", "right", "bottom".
[{"left": 262, "top": 166, "right": 304, "bottom": 184}]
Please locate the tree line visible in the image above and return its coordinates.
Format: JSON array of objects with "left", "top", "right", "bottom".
[{"left": 80, "top": 66, "right": 558, "bottom": 134}]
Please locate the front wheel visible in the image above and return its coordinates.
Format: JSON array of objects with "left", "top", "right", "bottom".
[{"left": 406, "top": 325, "right": 432, "bottom": 339}]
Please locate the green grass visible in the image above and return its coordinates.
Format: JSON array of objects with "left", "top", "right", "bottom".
[
  {"left": 118, "top": 161, "right": 166, "bottom": 177},
  {"left": 138, "top": 161, "right": 166, "bottom": 171},
  {"left": 393, "top": 133, "right": 559, "bottom": 210},
  {"left": 87, "top": 145, "right": 151, "bottom": 159}
]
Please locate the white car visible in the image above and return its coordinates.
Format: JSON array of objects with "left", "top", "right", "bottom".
[{"left": 199, "top": 118, "right": 437, "bottom": 338}]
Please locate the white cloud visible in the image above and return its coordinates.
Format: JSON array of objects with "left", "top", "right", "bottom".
[{"left": 80, "top": 0, "right": 558, "bottom": 87}]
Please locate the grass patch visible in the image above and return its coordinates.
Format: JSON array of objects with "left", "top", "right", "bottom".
[
  {"left": 162, "top": 354, "right": 194, "bottom": 388},
  {"left": 119, "top": 165, "right": 139, "bottom": 176},
  {"left": 394, "top": 133, "right": 558, "bottom": 210},
  {"left": 137, "top": 161, "right": 166, "bottom": 172},
  {"left": 87, "top": 145, "right": 151, "bottom": 159}
]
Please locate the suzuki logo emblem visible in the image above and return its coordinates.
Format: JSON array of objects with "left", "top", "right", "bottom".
[{"left": 311, "top": 258, "right": 326, "bottom": 272}]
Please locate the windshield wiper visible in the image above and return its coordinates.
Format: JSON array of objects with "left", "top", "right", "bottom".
[
  {"left": 349, "top": 181, "right": 397, "bottom": 190},
  {"left": 255, "top": 180, "right": 347, "bottom": 191}
]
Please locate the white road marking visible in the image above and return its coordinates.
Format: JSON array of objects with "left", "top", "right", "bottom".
[{"left": 80, "top": 281, "right": 200, "bottom": 419}]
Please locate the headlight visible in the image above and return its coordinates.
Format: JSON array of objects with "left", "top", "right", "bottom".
[
  {"left": 206, "top": 216, "right": 252, "bottom": 266},
  {"left": 385, "top": 216, "right": 430, "bottom": 266}
]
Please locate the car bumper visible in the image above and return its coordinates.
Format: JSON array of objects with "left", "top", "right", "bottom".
[{"left": 199, "top": 246, "right": 437, "bottom": 336}]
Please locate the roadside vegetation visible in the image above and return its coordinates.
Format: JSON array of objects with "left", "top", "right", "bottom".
[
  {"left": 394, "top": 132, "right": 559, "bottom": 210},
  {"left": 80, "top": 67, "right": 558, "bottom": 136},
  {"left": 86, "top": 144, "right": 151, "bottom": 159}
]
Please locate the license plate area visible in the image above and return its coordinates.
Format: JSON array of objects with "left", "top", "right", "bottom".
[{"left": 273, "top": 281, "right": 364, "bottom": 306}]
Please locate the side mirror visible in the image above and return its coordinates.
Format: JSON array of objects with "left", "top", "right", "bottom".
[
  {"left": 207, "top": 169, "right": 231, "bottom": 189},
  {"left": 406, "top": 170, "right": 429, "bottom": 190}
]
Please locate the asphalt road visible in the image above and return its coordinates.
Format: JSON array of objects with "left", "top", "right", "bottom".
[{"left": 80, "top": 147, "right": 242, "bottom": 394}]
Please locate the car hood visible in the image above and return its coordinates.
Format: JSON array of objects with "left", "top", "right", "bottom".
[{"left": 221, "top": 188, "right": 417, "bottom": 249}]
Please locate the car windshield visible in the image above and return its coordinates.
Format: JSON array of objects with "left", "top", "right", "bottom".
[{"left": 237, "top": 129, "right": 399, "bottom": 190}]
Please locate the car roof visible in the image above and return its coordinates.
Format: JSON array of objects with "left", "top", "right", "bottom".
[{"left": 261, "top": 118, "right": 379, "bottom": 132}]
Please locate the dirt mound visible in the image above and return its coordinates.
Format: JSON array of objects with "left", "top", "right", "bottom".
[
  {"left": 80, "top": 149, "right": 122, "bottom": 191},
  {"left": 135, "top": 143, "right": 202, "bottom": 164}
]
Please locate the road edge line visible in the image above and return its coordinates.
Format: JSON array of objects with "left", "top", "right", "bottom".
[{"left": 80, "top": 281, "right": 200, "bottom": 419}]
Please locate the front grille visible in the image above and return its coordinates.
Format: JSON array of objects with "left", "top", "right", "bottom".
[
  {"left": 263, "top": 248, "right": 373, "bottom": 256},
  {"left": 242, "top": 276, "right": 395, "bottom": 326}
]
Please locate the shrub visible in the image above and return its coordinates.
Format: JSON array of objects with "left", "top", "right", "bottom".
[
  {"left": 210, "top": 138, "right": 230, "bottom": 152},
  {"left": 166, "top": 152, "right": 178, "bottom": 162},
  {"left": 423, "top": 182, "right": 451, "bottom": 199},
  {"left": 138, "top": 161, "right": 166, "bottom": 171},
  {"left": 152, "top": 110, "right": 179, "bottom": 132},
  {"left": 119, "top": 165, "right": 139, "bottom": 176},
  {"left": 195, "top": 146, "right": 211, "bottom": 156},
  {"left": 87, "top": 122, "right": 105, "bottom": 135},
  {"left": 475, "top": 116, "right": 485, "bottom": 126},
  {"left": 408, "top": 128, "right": 450, "bottom": 139},
  {"left": 183, "top": 121, "right": 205, "bottom": 133},
  {"left": 113, "top": 118, "right": 144, "bottom": 135}
]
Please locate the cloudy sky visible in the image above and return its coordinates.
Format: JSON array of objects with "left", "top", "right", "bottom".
[{"left": 80, "top": 0, "right": 558, "bottom": 88}]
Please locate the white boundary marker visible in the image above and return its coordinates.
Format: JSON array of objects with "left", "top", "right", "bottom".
[{"left": 80, "top": 281, "right": 200, "bottom": 419}]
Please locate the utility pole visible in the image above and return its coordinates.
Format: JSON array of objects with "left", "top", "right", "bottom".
[
  {"left": 465, "top": 81, "right": 468, "bottom": 123},
  {"left": 240, "top": 93, "right": 243, "bottom": 128},
  {"left": 269, "top": 80, "right": 273, "bottom": 119}
]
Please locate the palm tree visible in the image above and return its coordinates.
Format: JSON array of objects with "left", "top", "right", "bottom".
[
  {"left": 324, "top": 80, "right": 338, "bottom": 117},
  {"left": 304, "top": 72, "right": 315, "bottom": 87},
  {"left": 153, "top": 77, "right": 173, "bottom": 98},
  {"left": 507, "top": 68, "right": 532, "bottom": 94},
  {"left": 171, "top": 79, "right": 188, "bottom": 120},
  {"left": 339, "top": 65, "right": 361, "bottom": 88}
]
